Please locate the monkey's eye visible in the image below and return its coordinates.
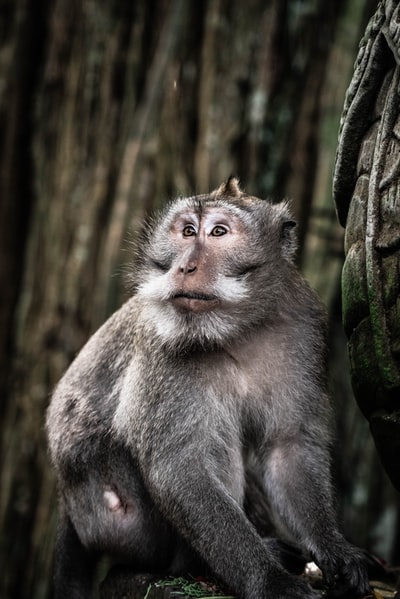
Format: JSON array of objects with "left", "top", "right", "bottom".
[
  {"left": 210, "top": 225, "right": 228, "bottom": 237},
  {"left": 182, "top": 224, "right": 196, "bottom": 237}
]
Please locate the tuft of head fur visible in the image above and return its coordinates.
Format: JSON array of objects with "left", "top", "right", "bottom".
[{"left": 213, "top": 175, "right": 243, "bottom": 199}]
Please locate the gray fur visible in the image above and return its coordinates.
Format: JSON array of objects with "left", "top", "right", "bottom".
[{"left": 46, "top": 179, "right": 368, "bottom": 598}]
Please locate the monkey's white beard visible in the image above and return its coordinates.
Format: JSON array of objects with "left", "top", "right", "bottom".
[
  {"left": 136, "top": 274, "right": 250, "bottom": 350},
  {"left": 138, "top": 301, "right": 242, "bottom": 350},
  {"left": 136, "top": 271, "right": 249, "bottom": 305}
]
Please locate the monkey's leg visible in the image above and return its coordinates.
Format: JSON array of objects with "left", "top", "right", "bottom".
[
  {"left": 53, "top": 509, "right": 98, "bottom": 599},
  {"left": 65, "top": 476, "right": 176, "bottom": 569},
  {"left": 263, "top": 440, "right": 370, "bottom": 596}
]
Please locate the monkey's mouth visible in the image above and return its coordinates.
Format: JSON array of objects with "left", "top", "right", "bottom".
[{"left": 171, "top": 292, "right": 219, "bottom": 313}]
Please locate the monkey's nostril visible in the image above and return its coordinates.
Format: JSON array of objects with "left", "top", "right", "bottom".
[{"left": 180, "top": 263, "right": 197, "bottom": 274}]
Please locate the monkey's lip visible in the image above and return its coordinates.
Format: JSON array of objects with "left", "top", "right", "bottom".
[{"left": 171, "top": 292, "right": 220, "bottom": 313}]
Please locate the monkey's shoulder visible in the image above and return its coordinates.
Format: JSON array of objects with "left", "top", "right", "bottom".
[{"left": 60, "top": 297, "right": 139, "bottom": 383}]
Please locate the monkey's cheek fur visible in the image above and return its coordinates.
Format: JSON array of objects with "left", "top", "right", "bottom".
[{"left": 171, "top": 296, "right": 220, "bottom": 313}]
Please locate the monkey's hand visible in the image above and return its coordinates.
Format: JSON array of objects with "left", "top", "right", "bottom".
[{"left": 315, "top": 539, "right": 370, "bottom": 597}]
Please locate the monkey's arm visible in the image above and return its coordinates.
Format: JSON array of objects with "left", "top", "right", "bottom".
[
  {"left": 142, "top": 452, "right": 320, "bottom": 599},
  {"left": 263, "top": 436, "right": 369, "bottom": 595}
]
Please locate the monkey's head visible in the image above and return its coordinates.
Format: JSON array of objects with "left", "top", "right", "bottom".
[{"left": 133, "top": 177, "right": 298, "bottom": 351}]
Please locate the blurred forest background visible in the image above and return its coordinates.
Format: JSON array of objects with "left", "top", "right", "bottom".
[{"left": 1, "top": 0, "right": 399, "bottom": 597}]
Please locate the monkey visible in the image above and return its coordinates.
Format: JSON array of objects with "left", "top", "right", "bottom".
[{"left": 46, "top": 177, "right": 369, "bottom": 599}]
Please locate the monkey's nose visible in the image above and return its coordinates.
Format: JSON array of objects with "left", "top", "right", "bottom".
[{"left": 180, "top": 262, "right": 197, "bottom": 275}]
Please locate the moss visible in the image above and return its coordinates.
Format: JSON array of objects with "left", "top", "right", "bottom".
[
  {"left": 144, "top": 577, "right": 235, "bottom": 598},
  {"left": 348, "top": 317, "right": 381, "bottom": 417},
  {"left": 341, "top": 242, "right": 369, "bottom": 335}
]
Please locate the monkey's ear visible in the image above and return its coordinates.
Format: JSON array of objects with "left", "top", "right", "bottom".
[
  {"left": 280, "top": 219, "right": 297, "bottom": 261},
  {"left": 214, "top": 176, "right": 242, "bottom": 198}
]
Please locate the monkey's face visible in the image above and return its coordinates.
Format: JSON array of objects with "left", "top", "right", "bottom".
[
  {"left": 134, "top": 182, "right": 297, "bottom": 350},
  {"left": 163, "top": 205, "right": 251, "bottom": 314}
]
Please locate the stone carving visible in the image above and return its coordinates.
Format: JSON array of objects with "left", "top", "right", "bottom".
[{"left": 333, "top": 0, "right": 400, "bottom": 490}]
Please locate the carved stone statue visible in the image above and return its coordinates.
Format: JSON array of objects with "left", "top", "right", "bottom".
[{"left": 333, "top": 0, "right": 400, "bottom": 491}]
